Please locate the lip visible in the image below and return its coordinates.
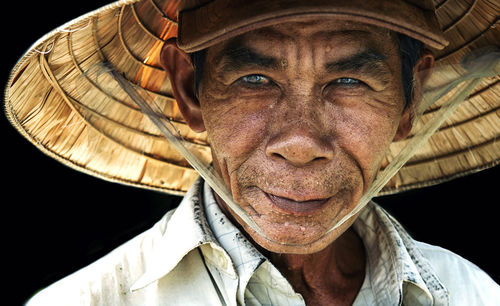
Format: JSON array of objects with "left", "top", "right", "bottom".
[{"left": 263, "top": 191, "right": 331, "bottom": 215}]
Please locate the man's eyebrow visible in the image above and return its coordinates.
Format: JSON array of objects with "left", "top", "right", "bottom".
[
  {"left": 325, "top": 49, "right": 389, "bottom": 74},
  {"left": 215, "top": 44, "right": 280, "bottom": 72}
]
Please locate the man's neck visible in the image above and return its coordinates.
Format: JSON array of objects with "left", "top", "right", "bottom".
[
  {"left": 213, "top": 191, "right": 366, "bottom": 305},
  {"left": 264, "top": 228, "right": 366, "bottom": 305}
]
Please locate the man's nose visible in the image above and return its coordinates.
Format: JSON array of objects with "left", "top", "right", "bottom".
[{"left": 265, "top": 127, "right": 334, "bottom": 167}]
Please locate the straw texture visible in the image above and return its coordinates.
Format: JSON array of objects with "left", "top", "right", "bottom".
[
  {"left": 4, "top": 0, "right": 500, "bottom": 195},
  {"left": 380, "top": 0, "right": 500, "bottom": 193}
]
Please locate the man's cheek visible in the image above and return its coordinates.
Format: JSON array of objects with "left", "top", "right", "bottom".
[
  {"left": 334, "top": 108, "right": 395, "bottom": 178},
  {"left": 206, "top": 106, "right": 269, "bottom": 161}
]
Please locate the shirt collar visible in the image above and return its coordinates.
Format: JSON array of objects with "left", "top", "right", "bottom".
[
  {"left": 131, "top": 177, "right": 449, "bottom": 305},
  {"left": 202, "top": 180, "right": 268, "bottom": 304},
  {"left": 353, "top": 203, "right": 450, "bottom": 305},
  {"left": 130, "top": 178, "right": 236, "bottom": 292}
]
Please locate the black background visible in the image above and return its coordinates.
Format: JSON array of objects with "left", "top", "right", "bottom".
[{"left": 3, "top": 1, "right": 499, "bottom": 304}]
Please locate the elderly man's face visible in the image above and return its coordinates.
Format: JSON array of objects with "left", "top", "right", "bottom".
[{"left": 165, "top": 19, "right": 414, "bottom": 253}]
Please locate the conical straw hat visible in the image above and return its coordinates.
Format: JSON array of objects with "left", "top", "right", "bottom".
[{"left": 4, "top": 0, "right": 500, "bottom": 196}]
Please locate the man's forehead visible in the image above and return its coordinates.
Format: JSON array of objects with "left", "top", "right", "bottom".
[
  {"left": 209, "top": 18, "right": 397, "bottom": 59},
  {"left": 256, "top": 18, "right": 393, "bottom": 41}
]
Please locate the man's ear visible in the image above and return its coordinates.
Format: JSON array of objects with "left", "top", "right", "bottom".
[
  {"left": 160, "top": 39, "right": 205, "bottom": 133},
  {"left": 393, "top": 51, "right": 435, "bottom": 141}
]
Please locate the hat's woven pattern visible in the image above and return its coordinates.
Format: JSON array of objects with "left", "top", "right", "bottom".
[
  {"left": 380, "top": 0, "right": 500, "bottom": 194},
  {"left": 4, "top": 0, "right": 500, "bottom": 195},
  {"left": 7, "top": 0, "right": 210, "bottom": 195}
]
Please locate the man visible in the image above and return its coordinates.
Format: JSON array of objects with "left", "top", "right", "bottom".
[{"left": 6, "top": 0, "right": 500, "bottom": 305}]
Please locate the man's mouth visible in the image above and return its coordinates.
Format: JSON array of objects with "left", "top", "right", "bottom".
[{"left": 264, "top": 191, "right": 331, "bottom": 215}]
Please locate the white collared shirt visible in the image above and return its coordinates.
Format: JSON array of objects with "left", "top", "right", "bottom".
[{"left": 27, "top": 178, "right": 500, "bottom": 305}]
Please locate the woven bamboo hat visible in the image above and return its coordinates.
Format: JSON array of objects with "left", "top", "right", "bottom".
[{"left": 4, "top": 0, "right": 500, "bottom": 196}]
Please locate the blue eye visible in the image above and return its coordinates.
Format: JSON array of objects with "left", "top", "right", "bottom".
[
  {"left": 334, "top": 78, "right": 361, "bottom": 85},
  {"left": 240, "top": 74, "right": 270, "bottom": 85}
]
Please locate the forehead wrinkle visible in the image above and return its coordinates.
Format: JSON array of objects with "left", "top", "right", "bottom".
[
  {"left": 212, "top": 36, "right": 282, "bottom": 74},
  {"left": 242, "top": 27, "right": 298, "bottom": 68},
  {"left": 313, "top": 29, "right": 371, "bottom": 42},
  {"left": 251, "top": 26, "right": 295, "bottom": 42}
]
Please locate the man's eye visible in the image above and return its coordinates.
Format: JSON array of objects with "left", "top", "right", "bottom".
[
  {"left": 240, "top": 74, "right": 270, "bottom": 85},
  {"left": 333, "top": 78, "right": 362, "bottom": 85},
  {"left": 324, "top": 77, "right": 370, "bottom": 96}
]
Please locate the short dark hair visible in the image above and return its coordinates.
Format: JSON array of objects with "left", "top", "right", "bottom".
[
  {"left": 398, "top": 33, "right": 424, "bottom": 108},
  {"left": 189, "top": 33, "right": 424, "bottom": 108},
  {"left": 190, "top": 49, "right": 207, "bottom": 96}
]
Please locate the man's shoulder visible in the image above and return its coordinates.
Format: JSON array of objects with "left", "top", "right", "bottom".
[
  {"left": 414, "top": 240, "right": 500, "bottom": 305},
  {"left": 26, "top": 209, "right": 177, "bottom": 306}
]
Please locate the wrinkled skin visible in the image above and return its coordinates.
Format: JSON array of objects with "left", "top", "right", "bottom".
[{"left": 161, "top": 18, "right": 433, "bottom": 305}]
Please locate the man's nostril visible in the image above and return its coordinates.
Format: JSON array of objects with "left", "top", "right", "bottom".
[
  {"left": 265, "top": 131, "right": 334, "bottom": 167},
  {"left": 271, "top": 152, "right": 286, "bottom": 160}
]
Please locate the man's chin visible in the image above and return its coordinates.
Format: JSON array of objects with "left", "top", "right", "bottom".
[
  {"left": 231, "top": 186, "right": 364, "bottom": 254},
  {"left": 242, "top": 215, "right": 359, "bottom": 254}
]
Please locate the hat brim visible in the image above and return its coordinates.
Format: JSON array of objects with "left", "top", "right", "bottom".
[{"left": 177, "top": 0, "right": 449, "bottom": 52}]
